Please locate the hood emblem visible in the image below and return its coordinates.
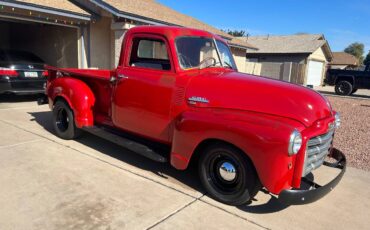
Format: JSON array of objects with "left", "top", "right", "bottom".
[{"left": 188, "top": 96, "right": 209, "bottom": 104}]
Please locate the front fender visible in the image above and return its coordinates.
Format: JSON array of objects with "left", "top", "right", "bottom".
[
  {"left": 47, "top": 77, "right": 95, "bottom": 128},
  {"left": 170, "top": 108, "right": 305, "bottom": 194}
]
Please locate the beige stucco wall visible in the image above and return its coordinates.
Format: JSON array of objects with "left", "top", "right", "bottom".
[
  {"left": 111, "top": 22, "right": 137, "bottom": 68},
  {"left": 231, "top": 47, "right": 247, "bottom": 72},
  {"left": 90, "top": 16, "right": 112, "bottom": 69},
  {"left": 308, "top": 47, "right": 327, "bottom": 62}
]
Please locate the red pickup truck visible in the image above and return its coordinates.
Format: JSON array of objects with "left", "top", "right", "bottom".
[{"left": 41, "top": 26, "right": 346, "bottom": 206}]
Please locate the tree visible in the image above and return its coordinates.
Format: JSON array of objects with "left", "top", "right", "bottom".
[
  {"left": 221, "top": 29, "right": 248, "bottom": 37},
  {"left": 364, "top": 51, "right": 370, "bottom": 66},
  {"left": 344, "top": 42, "right": 365, "bottom": 64}
]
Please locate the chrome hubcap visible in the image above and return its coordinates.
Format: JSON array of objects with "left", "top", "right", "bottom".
[{"left": 219, "top": 162, "right": 237, "bottom": 181}]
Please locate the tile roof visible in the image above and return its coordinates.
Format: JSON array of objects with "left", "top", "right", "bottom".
[
  {"left": 97, "top": 0, "right": 257, "bottom": 49},
  {"left": 10, "top": 0, "right": 256, "bottom": 49},
  {"left": 238, "top": 34, "right": 328, "bottom": 54},
  {"left": 14, "top": 0, "right": 90, "bottom": 15},
  {"left": 330, "top": 52, "right": 359, "bottom": 65}
]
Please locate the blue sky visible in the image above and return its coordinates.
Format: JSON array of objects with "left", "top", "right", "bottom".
[{"left": 157, "top": 0, "right": 370, "bottom": 53}]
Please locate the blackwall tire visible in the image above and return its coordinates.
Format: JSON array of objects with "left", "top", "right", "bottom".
[
  {"left": 52, "top": 100, "right": 81, "bottom": 140},
  {"left": 198, "top": 144, "right": 260, "bottom": 206},
  {"left": 335, "top": 81, "right": 353, "bottom": 96}
]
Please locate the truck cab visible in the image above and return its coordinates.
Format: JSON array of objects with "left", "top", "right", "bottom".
[{"left": 43, "top": 26, "right": 346, "bottom": 206}]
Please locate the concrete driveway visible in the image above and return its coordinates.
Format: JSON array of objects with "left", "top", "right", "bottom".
[{"left": 0, "top": 96, "right": 369, "bottom": 230}]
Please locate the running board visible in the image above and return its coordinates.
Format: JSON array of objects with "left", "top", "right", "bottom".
[{"left": 83, "top": 126, "right": 167, "bottom": 163}]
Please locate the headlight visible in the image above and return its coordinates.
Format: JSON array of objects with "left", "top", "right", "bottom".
[
  {"left": 335, "top": 113, "right": 340, "bottom": 129},
  {"left": 288, "top": 129, "right": 302, "bottom": 156}
]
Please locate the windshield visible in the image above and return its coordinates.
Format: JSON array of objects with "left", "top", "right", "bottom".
[
  {"left": 175, "top": 36, "right": 236, "bottom": 70},
  {"left": 215, "top": 40, "right": 237, "bottom": 70}
]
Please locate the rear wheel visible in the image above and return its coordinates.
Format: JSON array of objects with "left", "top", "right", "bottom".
[
  {"left": 53, "top": 100, "right": 81, "bottom": 139},
  {"left": 335, "top": 80, "right": 353, "bottom": 96},
  {"left": 198, "top": 144, "right": 260, "bottom": 206}
]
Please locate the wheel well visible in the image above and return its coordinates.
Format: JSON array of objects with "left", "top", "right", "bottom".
[
  {"left": 53, "top": 96, "right": 71, "bottom": 109},
  {"left": 189, "top": 139, "right": 255, "bottom": 170},
  {"left": 335, "top": 76, "right": 354, "bottom": 85}
]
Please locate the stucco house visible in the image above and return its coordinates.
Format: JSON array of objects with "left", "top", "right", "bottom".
[
  {"left": 239, "top": 34, "right": 333, "bottom": 86},
  {"left": 0, "top": 0, "right": 256, "bottom": 71},
  {"left": 329, "top": 52, "right": 359, "bottom": 69}
]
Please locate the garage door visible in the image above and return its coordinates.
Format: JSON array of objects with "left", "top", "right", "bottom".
[{"left": 306, "top": 60, "right": 324, "bottom": 86}]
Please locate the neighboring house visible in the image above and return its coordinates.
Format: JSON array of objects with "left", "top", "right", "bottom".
[
  {"left": 329, "top": 52, "right": 359, "bottom": 69},
  {"left": 0, "top": 0, "right": 256, "bottom": 71},
  {"left": 239, "top": 34, "right": 333, "bottom": 86}
]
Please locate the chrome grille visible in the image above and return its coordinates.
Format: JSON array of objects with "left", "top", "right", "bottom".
[{"left": 303, "top": 127, "right": 335, "bottom": 176}]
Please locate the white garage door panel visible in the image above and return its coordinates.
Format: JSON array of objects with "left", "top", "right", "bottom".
[{"left": 307, "top": 60, "right": 324, "bottom": 86}]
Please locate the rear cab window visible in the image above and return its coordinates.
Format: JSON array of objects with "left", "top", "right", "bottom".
[{"left": 129, "top": 37, "right": 171, "bottom": 71}]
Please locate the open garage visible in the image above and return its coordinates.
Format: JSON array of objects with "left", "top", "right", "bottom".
[
  {"left": 0, "top": 19, "right": 78, "bottom": 67},
  {"left": 0, "top": 0, "right": 91, "bottom": 68}
]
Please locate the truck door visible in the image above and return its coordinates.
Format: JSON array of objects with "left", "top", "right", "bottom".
[{"left": 112, "top": 34, "right": 175, "bottom": 143}]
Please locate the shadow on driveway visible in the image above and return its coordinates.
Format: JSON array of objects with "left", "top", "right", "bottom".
[
  {"left": 29, "top": 110, "right": 291, "bottom": 213},
  {"left": 317, "top": 90, "right": 370, "bottom": 99}
]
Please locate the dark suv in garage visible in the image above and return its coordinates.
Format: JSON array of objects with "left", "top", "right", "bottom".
[{"left": 0, "top": 50, "right": 47, "bottom": 95}]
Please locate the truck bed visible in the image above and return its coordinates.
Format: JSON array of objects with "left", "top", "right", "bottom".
[
  {"left": 47, "top": 66, "right": 114, "bottom": 125},
  {"left": 46, "top": 66, "right": 113, "bottom": 81}
]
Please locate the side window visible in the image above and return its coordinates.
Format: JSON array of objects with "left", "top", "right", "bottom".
[{"left": 130, "top": 37, "right": 171, "bottom": 71}]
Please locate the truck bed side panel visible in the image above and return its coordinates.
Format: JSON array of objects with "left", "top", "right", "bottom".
[{"left": 47, "top": 67, "right": 114, "bottom": 126}]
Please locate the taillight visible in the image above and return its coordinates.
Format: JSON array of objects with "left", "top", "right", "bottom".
[
  {"left": 42, "top": 70, "right": 49, "bottom": 77},
  {"left": 0, "top": 68, "right": 18, "bottom": 77}
]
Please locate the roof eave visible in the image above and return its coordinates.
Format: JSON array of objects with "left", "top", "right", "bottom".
[
  {"left": 89, "top": 0, "right": 256, "bottom": 50},
  {"left": 89, "top": 0, "right": 165, "bottom": 25},
  {"left": 229, "top": 43, "right": 257, "bottom": 50},
  {"left": 322, "top": 42, "right": 333, "bottom": 62},
  {"left": 0, "top": 0, "right": 91, "bottom": 21},
  {"left": 246, "top": 52, "right": 312, "bottom": 55}
]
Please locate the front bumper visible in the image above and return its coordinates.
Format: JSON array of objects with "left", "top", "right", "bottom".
[{"left": 278, "top": 148, "right": 346, "bottom": 205}]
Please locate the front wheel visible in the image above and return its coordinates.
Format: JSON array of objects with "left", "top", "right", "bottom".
[
  {"left": 198, "top": 144, "right": 260, "bottom": 206},
  {"left": 335, "top": 80, "right": 353, "bottom": 96},
  {"left": 52, "top": 100, "right": 81, "bottom": 140}
]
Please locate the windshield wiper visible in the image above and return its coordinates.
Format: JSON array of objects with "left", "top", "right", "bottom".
[
  {"left": 201, "top": 61, "right": 233, "bottom": 70},
  {"left": 223, "top": 62, "right": 233, "bottom": 69}
]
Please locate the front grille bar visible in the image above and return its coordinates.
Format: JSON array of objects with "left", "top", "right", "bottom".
[{"left": 303, "top": 128, "right": 334, "bottom": 177}]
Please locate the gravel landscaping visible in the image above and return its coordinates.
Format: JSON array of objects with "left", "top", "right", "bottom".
[{"left": 326, "top": 95, "right": 370, "bottom": 171}]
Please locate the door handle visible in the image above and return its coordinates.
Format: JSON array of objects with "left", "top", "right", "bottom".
[{"left": 118, "top": 74, "right": 129, "bottom": 79}]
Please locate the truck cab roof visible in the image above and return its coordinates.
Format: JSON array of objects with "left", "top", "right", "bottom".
[{"left": 126, "top": 25, "right": 225, "bottom": 42}]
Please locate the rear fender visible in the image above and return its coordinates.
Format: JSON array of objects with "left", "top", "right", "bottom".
[{"left": 47, "top": 77, "right": 95, "bottom": 128}]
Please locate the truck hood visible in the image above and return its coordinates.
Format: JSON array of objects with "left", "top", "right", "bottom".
[{"left": 186, "top": 70, "right": 332, "bottom": 127}]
